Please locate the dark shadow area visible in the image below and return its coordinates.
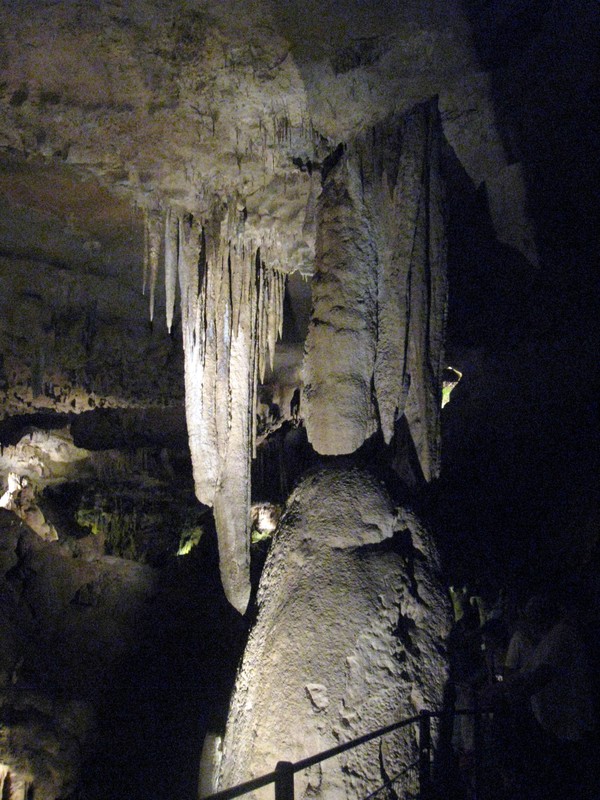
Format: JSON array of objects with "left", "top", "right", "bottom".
[
  {"left": 461, "top": 0, "right": 600, "bottom": 285},
  {"left": 0, "top": 411, "right": 71, "bottom": 447},
  {"left": 441, "top": 140, "right": 536, "bottom": 350},
  {"left": 70, "top": 406, "right": 188, "bottom": 451},
  {"left": 414, "top": 21, "right": 600, "bottom": 607},
  {"left": 80, "top": 525, "right": 247, "bottom": 800}
]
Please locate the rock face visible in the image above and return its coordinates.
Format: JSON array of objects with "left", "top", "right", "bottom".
[
  {"left": 0, "top": 511, "right": 154, "bottom": 798},
  {"left": 303, "top": 100, "right": 447, "bottom": 481},
  {"left": 0, "top": 693, "right": 94, "bottom": 800},
  {"left": 217, "top": 468, "right": 451, "bottom": 799},
  {"left": 0, "top": 501, "right": 245, "bottom": 800},
  {"left": 0, "top": 162, "right": 184, "bottom": 419},
  {"left": 0, "top": 0, "right": 534, "bottom": 272}
]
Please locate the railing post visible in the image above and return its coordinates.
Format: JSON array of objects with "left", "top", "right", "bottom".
[
  {"left": 419, "top": 713, "right": 432, "bottom": 800},
  {"left": 473, "top": 709, "right": 483, "bottom": 800},
  {"left": 274, "top": 761, "right": 294, "bottom": 800}
]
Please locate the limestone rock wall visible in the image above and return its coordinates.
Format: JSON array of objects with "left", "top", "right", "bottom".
[
  {"left": 217, "top": 468, "right": 452, "bottom": 799},
  {"left": 0, "top": 693, "right": 95, "bottom": 800},
  {"left": 304, "top": 101, "right": 447, "bottom": 481},
  {"left": 0, "top": 0, "right": 535, "bottom": 269},
  {"left": 0, "top": 163, "right": 184, "bottom": 418},
  {"left": 0, "top": 512, "right": 156, "bottom": 798},
  {"left": 0, "top": 497, "right": 245, "bottom": 800}
]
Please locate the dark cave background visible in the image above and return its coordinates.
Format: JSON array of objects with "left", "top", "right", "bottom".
[{"left": 431, "top": 0, "right": 599, "bottom": 598}]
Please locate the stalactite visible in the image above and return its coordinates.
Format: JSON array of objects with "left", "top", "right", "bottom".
[
  {"left": 303, "top": 150, "right": 379, "bottom": 455},
  {"left": 147, "top": 210, "right": 162, "bottom": 324},
  {"left": 164, "top": 207, "right": 178, "bottom": 334},
  {"left": 142, "top": 207, "right": 149, "bottom": 296},
  {"left": 171, "top": 203, "right": 285, "bottom": 613},
  {"left": 267, "top": 271, "right": 278, "bottom": 372},
  {"left": 303, "top": 99, "right": 447, "bottom": 482},
  {"left": 250, "top": 249, "right": 260, "bottom": 461},
  {"left": 372, "top": 110, "right": 425, "bottom": 446},
  {"left": 256, "top": 255, "right": 267, "bottom": 384}
]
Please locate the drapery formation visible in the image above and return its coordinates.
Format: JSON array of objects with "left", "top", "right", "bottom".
[
  {"left": 144, "top": 201, "right": 285, "bottom": 613},
  {"left": 303, "top": 99, "right": 447, "bottom": 482}
]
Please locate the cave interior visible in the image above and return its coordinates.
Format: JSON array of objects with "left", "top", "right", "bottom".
[{"left": 0, "top": 1, "right": 598, "bottom": 799}]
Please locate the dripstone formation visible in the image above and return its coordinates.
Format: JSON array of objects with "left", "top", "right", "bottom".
[
  {"left": 304, "top": 99, "right": 447, "bottom": 480},
  {"left": 0, "top": 1, "right": 596, "bottom": 799},
  {"left": 217, "top": 469, "right": 451, "bottom": 800}
]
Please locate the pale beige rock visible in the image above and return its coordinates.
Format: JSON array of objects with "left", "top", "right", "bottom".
[
  {"left": 217, "top": 467, "right": 451, "bottom": 799},
  {"left": 177, "top": 204, "right": 285, "bottom": 613},
  {"left": 303, "top": 156, "right": 379, "bottom": 455},
  {"left": 0, "top": 692, "right": 95, "bottom": 800},
  {"left": 0, "top": 474, "right": 58, "bottom": 541},
  {"left": 0, "top": 0, "right": 536, "bottom": 278},
  {"left": 304, "top": 101, "right": 447, "bottom": 480}
]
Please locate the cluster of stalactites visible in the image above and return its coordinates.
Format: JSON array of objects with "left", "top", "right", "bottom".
[
  {"left": 303, "top": 98, "right": 447, "bottom": 483},
  {"left": 142, "top": 202, "right": 285, "bottom": 614}
]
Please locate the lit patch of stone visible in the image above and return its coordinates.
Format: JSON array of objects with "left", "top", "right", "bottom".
[{"left": 442, "top": 366, "right": 462, "bottom": 408}]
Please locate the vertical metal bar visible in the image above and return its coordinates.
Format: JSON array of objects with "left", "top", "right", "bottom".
[
  {"left": 473, "top": 709, "right": 483, "bottom": 800},
  {"left": 419, "top": 713, "right": 432, "bottom": 800},
  {"left": 275, "top": 761, "right": 295, "bottom": 800}
]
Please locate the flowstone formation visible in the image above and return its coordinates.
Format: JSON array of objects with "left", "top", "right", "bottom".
[
  {"left": 304, "top": 100, "right": 447, "bottom": 481},
  {"left": 217, "top": 468, "right": 452, "bottom": 799},
  {"left": 168, "top": 99, "right": 448, "bottom": 612}
]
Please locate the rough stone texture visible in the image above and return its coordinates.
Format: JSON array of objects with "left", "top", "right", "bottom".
[
  {"left": 0, "top": 429, "right": 91, "bottom": 485},
  {"left": 0, "top": 497, "right": 245, "bottom": 800},
  {"left": 302, "top": 151, "right": 379, "bottom": 455},
  {"left": 0, "top": 511, "right": 155, "bottom": 798},
  {"left": 0, "top": 512, "right": 158, "bottom": 692},
  {"left": 304, "top": 101, "right": 447, "bottom": 481},
  {"left": 0, "top": 693, "right": 95, "bottom": 800},
  {"left": 0, "top": 0, "right": 542, "bottom": 616},
  {"left": 0, "top": 0, "right": 535, "bottom": 276},
  {"left": 217, "top": 468, "right": 451, "bottom": 799},
  {"left": 0, "top": 160, "right": 184, "bottom": 417}
]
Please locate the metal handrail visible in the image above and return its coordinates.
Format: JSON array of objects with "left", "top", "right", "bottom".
[
  {"left": 360, "top": 757, "right": 421, "bottom": 800},
  {"left": 203, "top": 707, "right": 492, "bottom": 800}
]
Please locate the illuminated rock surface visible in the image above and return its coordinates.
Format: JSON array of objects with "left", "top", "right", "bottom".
[
  {"left": 174, "top": 206, "right": 285, "bottom": 613},
  {"left": 304, "top": 100, "right": 447, "bottom": 480},
  {"left": 0, "top": 0, "right": 538, "bottom": 615},
  {"left": 218, "top": 468, "right": 452, "bottom": 799}
]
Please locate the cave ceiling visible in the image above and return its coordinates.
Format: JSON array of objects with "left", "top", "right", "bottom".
[{"left": 0, "top": 0, "right": 535, "bottom": 300}]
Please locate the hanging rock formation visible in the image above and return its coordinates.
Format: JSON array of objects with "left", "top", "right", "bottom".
[
  {"left": 217, "top": 468, "right": 452, "bottom": 799},
  {"left": 304, "top": 100, "right": 447, "bottom": 481},
  {"left": 163, "top": 203, "right": 285, "bottom": 614}
]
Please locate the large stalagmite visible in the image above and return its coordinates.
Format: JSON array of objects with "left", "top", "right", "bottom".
[
  {"left": 304, "top": 100, "right": 447, "bottom": 481},
  {"left": 173, "top": 204, "right": 285, "bottom": 614},
  {"left": 216, "top": 468, "right": 452, "bottom": 799}
]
